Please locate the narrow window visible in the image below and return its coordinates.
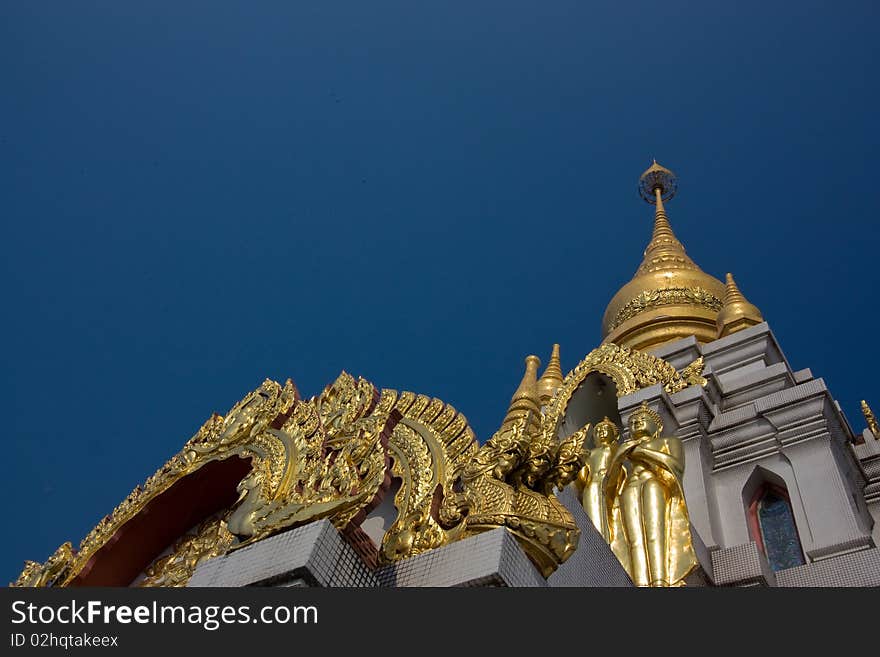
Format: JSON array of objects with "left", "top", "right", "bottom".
[{"left": 747, "top": 484, "right": 805, "bottom": 571}]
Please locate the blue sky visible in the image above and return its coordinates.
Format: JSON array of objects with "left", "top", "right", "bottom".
[{"left": 2, "top": 1, "right": 878, "bottom": 584}]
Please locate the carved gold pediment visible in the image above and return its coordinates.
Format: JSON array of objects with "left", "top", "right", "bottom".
[{"left": 15, "top": 344, "right": 698, "bottom": 587}]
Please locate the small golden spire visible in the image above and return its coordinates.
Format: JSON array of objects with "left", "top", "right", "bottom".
[
  {"left": 861, "top": 400, "right": 879, "bottom": 437},
  {"left": 537, "top": 344, "right": 564, "bottom": 405},
  {"left": 716, "top": 272, "right": 764, "bottom": 338},
  {"left": 636, "top": 188, "right": 701, "bottom": 276},
  {"left": 500, "top": 355, "right": 543, "bottom": 434}
]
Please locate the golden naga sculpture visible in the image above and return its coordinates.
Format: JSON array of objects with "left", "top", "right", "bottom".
[
  {"left": 14, "top": 542, "right": 75, "bottom": 588},
  {"left": 439, "top": 356, "right": 588, "bottom": 576},
  {"left": 15, "top": 354, "right": 586, "bottom": 586},
  {"left": 16, "top": 339, "right": 707, "bottom": 587},
  {"left": 578, "top": 403, "right": 697, "bottom": 586},
  {"left": 379, "top": 391, "right": 479, "bottom": 563},
  {"left": 14, "top": 374, "right": 398, "bottom": 587}
]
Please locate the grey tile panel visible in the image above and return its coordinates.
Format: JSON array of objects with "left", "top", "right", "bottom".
[
  {"left": 709, "top": 542, "right": 775, "bottom": 587},
  {"left": 776, "top": 548, "right": 880, "bottom": 587},
  {"left": 375, "top": 528, "right": 547, "bottom": 587},
  {"left": 188, "top": 520, "right": 378, "bottom": 588},
  {"left": 549, "top": 486, "right": 633, "bottom": 587}
]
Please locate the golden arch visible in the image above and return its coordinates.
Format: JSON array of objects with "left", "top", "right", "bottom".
[{"left": 541, "top": 343, "right": 705, "bottom": 439}]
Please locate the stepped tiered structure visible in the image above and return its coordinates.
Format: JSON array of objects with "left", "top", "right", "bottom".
[{"left": 13, "top": 162, "right": 879, "bottom": 587}]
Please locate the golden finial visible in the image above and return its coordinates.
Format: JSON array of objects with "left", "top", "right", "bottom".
[
  {"left": 601, "top": 160, "right": 726, "bottom": 350},
  {"left": 635, "top": 161, "right": 701, "bottom": 276},
  {"left": 537, "top": 343, "right": 565, "bottom": 405},
  {"left": 638, "top": 160, "right": 678, "bottom": 203},
  {"left": 861, "top": 400, "right": 879, "bottom": 437},
  {"left": 500, "top": 355, "right": 543, "bottom": 434},
  {"left": 716, "top": 272, "right": 764, "bottom": 338}
]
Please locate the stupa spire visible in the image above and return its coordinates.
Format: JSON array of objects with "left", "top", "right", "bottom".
[
  {"left": 537, "top": 344, "right": 564, "bottom": 405},
  {"left": 636, "top": 162, "right": 701, "bottom": 276},
  {"left": 716, "top": 272, "right": 764, "bottom": 337},
  {"left": 601, "top": 160, "right": 727, "bottom": 351},
  {"left": 500, "top": 355, "right": 543, "bottom": 434}
]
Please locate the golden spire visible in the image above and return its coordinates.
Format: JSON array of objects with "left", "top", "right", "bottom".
[
  {"left": 537, "top": 344, "right": 564, "bottom": 405},
  {"left": 601, "top": 161, "right": 726, "bottom": 351},
  {"left": 716, "top": 273, "right": 764, "bottom": 338},
  {"left": 862, "top": 400, "right": 879, "bottom": 437},
  {"left": 636, "top": 171, "right": 701, "bottom": 276},
  {"left": 500, "top": 355, "right": 543, "bottom": 434}
]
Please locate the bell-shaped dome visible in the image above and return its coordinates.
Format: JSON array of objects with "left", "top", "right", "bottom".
[{"left": 601, "top": 162, "right": 726, "bottom": 351}]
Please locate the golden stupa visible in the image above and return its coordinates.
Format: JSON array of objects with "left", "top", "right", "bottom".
[{"left": 602, "top": 161, "right": 727, "bottom": 351}]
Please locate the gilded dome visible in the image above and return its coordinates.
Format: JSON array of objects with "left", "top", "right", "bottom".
[{"left": 601, "top": 162, "right": 726, "bottom": 351}]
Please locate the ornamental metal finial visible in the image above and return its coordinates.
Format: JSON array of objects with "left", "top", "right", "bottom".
[
  {"left": 639, "top": 159, "right": 677, "bottom": 204},
  {"left": 862, "top": 400, "right": 879, "bottom": 437}
]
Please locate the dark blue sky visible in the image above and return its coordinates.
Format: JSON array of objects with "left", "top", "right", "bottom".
[{"left": 2, "top": 2, "right": 878, "bottom": 584}]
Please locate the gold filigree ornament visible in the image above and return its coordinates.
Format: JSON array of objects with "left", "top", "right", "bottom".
[
  {"left": 14, "top": 374, "right": 398, "bottom": 586},
  {"left": 438, "top": 357, "right": 590, "bottom": 577},
  {"left": 224, "top": 376, "right": 397, "bottom": 545},
  {"left": 20, "top": 348, "right": 682, "bottom": 586},
  {"left": 13, "top": 542, "right": 75, "bottom": 588},
  {"left": 862, "top": 400, "right": 879, "bottom": 438},
  {"left": 541, "top": 343, "right": 705, "bottom": 440},
  {"left": 609, "top": 287, "right": 723, "bottom": 332},
  {"left": 379, "top": 392, "right": 478, "bottom": 563},
  {"left": 138, "top": 518, "right": 234, "bottom": 587}
]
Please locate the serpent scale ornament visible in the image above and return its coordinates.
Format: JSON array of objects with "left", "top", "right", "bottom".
[{"left": 15, "top": 340, "right": 706, "bottom": 586}]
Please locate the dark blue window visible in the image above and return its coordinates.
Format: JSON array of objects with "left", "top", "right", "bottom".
[{"left": 757, "top": 489, "right": 805, "bottom": 571}]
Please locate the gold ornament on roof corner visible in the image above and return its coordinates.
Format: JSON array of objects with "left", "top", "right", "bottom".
[
  {"left": 439, "top": 355, "right": 589, "bottom": 577},
  {"left": 862, "top": 400, "right": 879, "bottom": 438},
  {"left": 224, "top": 374, "right": 396, "bottom": 545},
  {"left": 379, "top": 391, "right": 478, "bottom": 563},
  {"left": 14, "top": 374, "right": 399, "bottom": 587},
  {"left": 13, "top": 542, "right": 75, "bottom": 588},
  {"left": 577, "top": 403, "right": 697, "bottom": 586}
]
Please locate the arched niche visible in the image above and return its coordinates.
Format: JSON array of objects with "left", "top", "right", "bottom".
[
  {"left": 558, "top": 372, "right": 622, "bottom": 441},
  {"left": 542, "top": 343, "right": 697, "bottom": 443},
  {"left": 741, "top": 466, "right": 806, "bottom": 572}
]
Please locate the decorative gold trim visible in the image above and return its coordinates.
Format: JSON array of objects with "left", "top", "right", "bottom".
[
  {"left": 14, "top": 374, "right": 397, "bottom": 587},
  {"left": 609, "top": 287, "right": 723, "bottom": 332},
  {"left": 862, "top": 400, "right": 879, "bottom": 438},
  {"left": 542, "top": 344, "right": 705, "bottom": 440},
  {"left": 138, "top": 518, "right": 234, "bottom": 587},
  {"left": 18, "top": 347, "right": 695, "bottom": 586},
  {"left": 380, "top": 394, "right": 478, "bottom": 563}
]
